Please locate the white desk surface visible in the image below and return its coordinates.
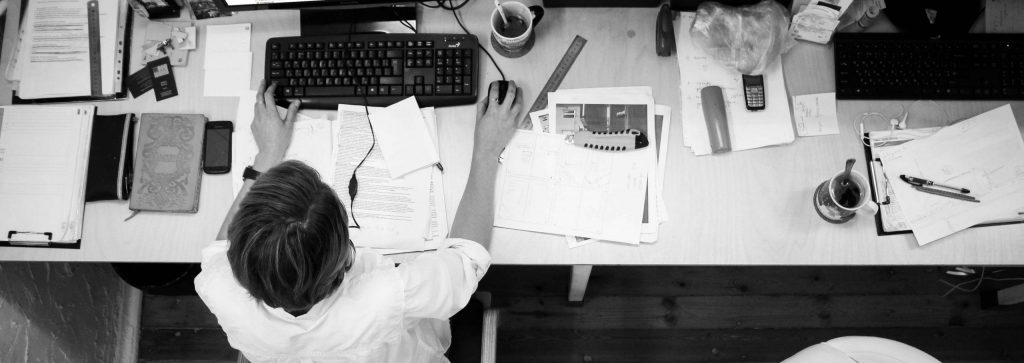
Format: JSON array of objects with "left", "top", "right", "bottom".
[{"left": 1, "top": 2, "right": 1022, "bottom": 264}]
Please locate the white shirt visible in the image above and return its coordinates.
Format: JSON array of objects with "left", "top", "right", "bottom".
[{"left": 194, "top": 238, "right": 491, "bottom": 363}]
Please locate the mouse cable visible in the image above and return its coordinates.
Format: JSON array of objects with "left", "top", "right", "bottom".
[
  {"left": 447, "top": 0, "right": 506, "bottom": 81},
  {"left": 343, "top": 20, "right": 377, "bottom": 229},
  {"left": 390, "top": 6, "right": 416, "bottom": 32}
]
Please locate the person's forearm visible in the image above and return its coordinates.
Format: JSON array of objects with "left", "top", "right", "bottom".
[
  {"left": 449, "top": 153, "right": 501, "bottom": 250},
  {"left": 215, "top": 155, "right": 279, "bottom": 241},
  {"left": 216, "top": 179, "right": 255, "bottom": 241}
]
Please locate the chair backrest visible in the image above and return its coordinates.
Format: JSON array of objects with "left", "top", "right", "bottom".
[{"left": 782, "top": 336, "right": 941, "bottom": 363}]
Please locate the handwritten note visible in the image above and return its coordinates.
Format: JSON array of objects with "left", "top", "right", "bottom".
[{"left": 792, "top": 92, "right": 840, "bottom": 136}]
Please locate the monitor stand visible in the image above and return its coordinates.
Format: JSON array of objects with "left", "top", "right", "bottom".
[{"left": 300, "top": 5, "right": 416, "bottom": 36}]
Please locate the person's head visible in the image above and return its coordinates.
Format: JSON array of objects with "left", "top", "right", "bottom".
[{"left": 227, "top": 160, "right": 353, "bottom": 314}]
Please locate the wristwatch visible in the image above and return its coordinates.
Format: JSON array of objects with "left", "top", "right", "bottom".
[{"left": 242, "top": 166, "right": 262, "bottom": 181}]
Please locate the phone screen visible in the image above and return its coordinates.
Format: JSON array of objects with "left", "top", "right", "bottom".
[{"left": 205, "top": 127, "right": 231, "bottom": 170}]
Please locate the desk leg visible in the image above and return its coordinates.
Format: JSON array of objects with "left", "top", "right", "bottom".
[
  {"left": 569, "top": 265, "right": 593, "bottom": 304},
  {"left": 981, "top": 283, "right": 1024, "bottom": 308}
]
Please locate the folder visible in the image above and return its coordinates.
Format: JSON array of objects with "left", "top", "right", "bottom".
[
  {"left": 8, "top": 0, "right": 133, "bottom": 103},
  {"left": 0, "top": 105, "right": 95, "bottom": 248}
]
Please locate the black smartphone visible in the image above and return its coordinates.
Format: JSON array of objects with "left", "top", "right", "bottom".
[
  {"left": 203, "top": 121, "right": 233, "bottom": 174},
  {"left": 742, "top": 74, "right": 765, "bottom": 111}
]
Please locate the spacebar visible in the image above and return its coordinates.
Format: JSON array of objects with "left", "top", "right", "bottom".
[{"left": 306, "top": 86, "right": 355, "bottom": 96}]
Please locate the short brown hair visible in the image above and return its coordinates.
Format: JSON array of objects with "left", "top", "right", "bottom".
[{"left": 227, "top": 160, "right": 352, "bottom": 313}]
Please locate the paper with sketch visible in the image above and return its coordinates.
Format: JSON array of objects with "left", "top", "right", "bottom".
[
  {"left": 544, "top": 89, "right": 659, "bottom": 243},
  {"left": 367, "top": 97, "right": 440, "bottom": 178},
  {"left": 883, "top": 105, "right": 1024, "bottom": 245},
  {"left": 495, "top": 130, "right": 649, "bottom": 244},
  {"left": 675, "top": 12, "right": 794, "bottom": 156},
  {"left": 333, "top": 105, "right": 438, "bottom": 251},
  {"left": 231, "top": 91, "right": 334, "bottom": 196},
  {"left": 793, "top": 92, "right": 840, "bottom": 136}
]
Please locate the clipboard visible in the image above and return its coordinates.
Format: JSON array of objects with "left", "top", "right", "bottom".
[
  {"left": 9, "top": 0, "right": 133, "bottom": 104},
  {"left": 862, "top": 129, "right": 1024, "bottom": 236},
  {"left": 0, "top": 105, "right": 95, "bottom": 249}
]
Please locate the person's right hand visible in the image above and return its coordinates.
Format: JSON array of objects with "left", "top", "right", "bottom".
[
  {"left": 473, "top": 80, "right": 528, "bottom": 158},
  {"left": 252, "top": 79, "right": 300, "bottom": 171}
]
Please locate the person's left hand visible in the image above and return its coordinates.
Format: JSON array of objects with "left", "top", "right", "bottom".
[{"left": 252, "top": 79, "right": 300, "bottom": 171}]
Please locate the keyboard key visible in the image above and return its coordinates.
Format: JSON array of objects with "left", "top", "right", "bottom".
[
  {"left": 435, "top": 85, "right": 453, "bottom": 95},
  {"left": 380, "top": 77, "right": 403, "bottom": 85},
  {"left": 368, "top": 86, "right": 378, "bottom": 96},
  {"left": 423, "top": 85, "right": 433, "bottom": 95},
  {"left": 293, "top": 87, "right": 304, "bottom": 96},
  {"left": 270, "top": 61, "right": 283, "bottom": 69},
  {"left": 307, "top": 86, "right": 356, "bottom": 96},
  {"left": 391, "top": 85, "right": 403, "bottom": 95},
  {"left": 414, "top": 85, "right": 424, "bottom": 95},
  {"left": 283, "top": 87, "right": 293, "bottom": 96}
]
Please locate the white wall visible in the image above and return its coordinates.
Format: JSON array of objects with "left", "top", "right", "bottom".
[{"left": 0, "top": 262, "right": 131, "bottom": 363}]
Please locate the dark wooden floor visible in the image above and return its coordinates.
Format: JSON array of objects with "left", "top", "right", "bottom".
[{"left": 139, "top": 266, "right": 1024, "bottom": 363}]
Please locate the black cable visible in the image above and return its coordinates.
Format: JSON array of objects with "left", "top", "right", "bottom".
[
  {"left": 437, "top": 0, "right": 470, "bottom": 11},
  {"left": 448, "top": 0, "right": 506, "bottom": 81},
  {"left": 391, "top": 6, "right": 417, "bottom": 32},
  {"left": 343, "top": 20, "right": 377, "bottom": 230}
]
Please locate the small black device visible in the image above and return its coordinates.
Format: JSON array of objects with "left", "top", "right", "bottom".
[
  {"left": 655, "top": 4, "right": 676, "bottom": 57},
  {"left": 265, "top": 33, "right": 479, "bottom": 109},
  {"left": 834, "top": 33, "right": 1024, "bottom": 100},
  {"left": 203, "top": 121, "right": 233, "bottom": 175},
  {"left": 742, "top": 74, "right": 765, "bottom": 111},
  {"left": 491, "top": 80, "right": 510, "bottom": 104}
]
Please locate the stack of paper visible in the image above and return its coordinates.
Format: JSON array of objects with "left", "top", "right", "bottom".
[
  {"left": 9, "top": 0, "right": 127, "bottom": 100},
  {"left": 204, "top": 23, "right": 252, "bottom": 97},
  {"left": 675, "top": 12, "right": 795, "bottom": 156},
  {"left": 0, "top": 105, "right": 95, "bottom": 245},
  {"left": 334, "top": 100, "right": 447, "bottom": 252},
  {"left": 503, "top": 87, "right": 669, "bottom": 246},
  {"left": 882, "top": 104, "right": 1024, "bottom": 246}
]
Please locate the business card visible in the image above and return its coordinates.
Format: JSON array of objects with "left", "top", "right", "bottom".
[
  {"left": 147, "top": 57, "right": 178, "bottom": 101},
  {"left": 126, "top": 67, "right": 154, "bottom": 98}
]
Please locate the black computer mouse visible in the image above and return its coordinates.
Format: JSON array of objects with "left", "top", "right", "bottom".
[{"left": 489, "top": 80, "right": 510, "bottom": 104}]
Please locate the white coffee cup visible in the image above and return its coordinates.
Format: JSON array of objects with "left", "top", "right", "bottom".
[{"left": 490, "top": 1, "right": 544, "bottom": 57}]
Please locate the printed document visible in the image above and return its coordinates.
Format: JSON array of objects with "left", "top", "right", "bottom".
[
  {"left": 334, "top": 105, "right": 443, "bottom": 251},
  {"left": 675, "top": 12, "right": 794, "bottom": 156},
  {"left": 883, "top": 105, "right": 1024, "bottom": 245}
]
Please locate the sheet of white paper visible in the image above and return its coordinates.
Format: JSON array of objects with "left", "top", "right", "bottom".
[
  {"left": 495, "top": 131, "right": 649, "bottom": 244},
  {"left": 792, "top": 92, "right": 840, "bottom": 136},
  {"left": 203, "top": 24, "right": 252, "bottom": 97},
  {"left": 204, "top": 52, "right": 252, "bottom": 97},
  {"left": 0, "top": 105, "right": 94, "bottom": 243},
  {"left": 231, "top": 91, "right": 334, "bottom": 196},
  {"left": 366, "top": 97, "right": 439, "bottom": 178},
  {"left": 334, "top": 105, "right": 433, "bottom": 251},
  {"left": 883, "top": 105, "right": 1024, "bottom": 245},
  {"left": 675, "top": 12, "right": 794, "bottom": 156},
  {"left": 204, "top": 23, "right": 251, "bottom": 52}
]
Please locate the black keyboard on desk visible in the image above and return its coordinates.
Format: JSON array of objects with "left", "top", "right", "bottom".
[
  {"left": 265, "top": 33, "right": 478, "bottom": 109},
  {"left": 834, "top": 33, "right": 1024, "bottom": 100}
]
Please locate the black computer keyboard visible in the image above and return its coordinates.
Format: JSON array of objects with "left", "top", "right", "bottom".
[
  {"left": 265, "top": 33, "right": 478, "bottom": 109},
  {"left": 834, "top": 33, "right": 1024, "bottom": 100}
]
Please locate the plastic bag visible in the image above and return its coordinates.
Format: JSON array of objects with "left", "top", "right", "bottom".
[{"left": 690, "top": 0, "right": 794, "bottom": 75}]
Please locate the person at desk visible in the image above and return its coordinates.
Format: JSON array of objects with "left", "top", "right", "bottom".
[{"left": 194, "top": 79, "right": 525, "bottom": 362}]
